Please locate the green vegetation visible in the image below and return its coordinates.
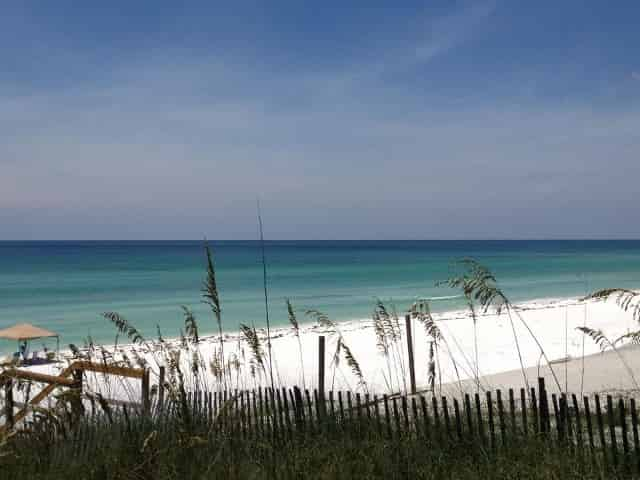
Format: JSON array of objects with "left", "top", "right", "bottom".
[{"left": 0, "top": 403, "right": 616, "bottom": 479}]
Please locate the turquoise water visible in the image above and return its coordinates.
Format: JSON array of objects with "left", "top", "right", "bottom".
[{"left": 1, "top": 241, "right": 640, "bottom": 352}]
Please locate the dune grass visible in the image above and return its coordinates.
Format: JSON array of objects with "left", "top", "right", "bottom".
[{"left": 0, "top": 406, "right": 613, "bottom": 480}]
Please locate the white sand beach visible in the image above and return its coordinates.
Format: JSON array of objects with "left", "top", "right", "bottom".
[{"left": 9, "top": 294, "right": 640, "bottom": 410}]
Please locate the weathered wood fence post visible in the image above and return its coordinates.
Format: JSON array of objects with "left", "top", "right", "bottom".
[
  {"left": 538, "top": 377, "right": 549, "bottom": 435},
  {"left": 141, "top": 368, "right": 150, "bottom": 416},
  {"left": 318, "top": 335, "right": 325, "bottom": 402},
  {"left": 4, "top": 380, "right": 14, "bottom": 429},
  {"left": 405, "top": 314, "right": 417, "bottom": 395}
]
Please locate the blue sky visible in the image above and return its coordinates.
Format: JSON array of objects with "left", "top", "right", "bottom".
[{"left": 1, "top": 1, "right": 639, "bottom": 240}]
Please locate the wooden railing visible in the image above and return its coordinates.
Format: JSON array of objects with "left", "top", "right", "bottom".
[{"left": 0, "top": 361, "right": 149, "bottom": 431}]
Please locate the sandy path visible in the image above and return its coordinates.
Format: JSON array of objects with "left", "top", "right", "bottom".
[{"left": 441, "top": 343, "right": 640, "bottom": 398}]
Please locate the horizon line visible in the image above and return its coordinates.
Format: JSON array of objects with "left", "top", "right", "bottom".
[{"left": 1, "top": 238, "right": 640, "bottom": 243}]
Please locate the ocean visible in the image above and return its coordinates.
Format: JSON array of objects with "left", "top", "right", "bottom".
[{"left": 1, "top": 240, "right": 640, "bottom": 352}]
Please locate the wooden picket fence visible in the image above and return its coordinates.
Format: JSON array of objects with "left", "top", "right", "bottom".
[
  {"left": 6, "top": 370, "right": 640, "bottom": 476},
  {"left": 108, "top": 376, "right": 634, "bottom": 475}
]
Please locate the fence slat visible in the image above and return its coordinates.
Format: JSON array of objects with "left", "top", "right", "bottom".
[
  {"left": 374, "top": 395, "right": 382, "bottom": 436},
  {"left": 258, "top": 388, "right": 266, "bottom": 436},
  {"left": 486, "top": 391, "right": 495, "bottom": 450},
  {"left": 411, "top": 397, "right": 420, "bottom": 438},
  {"left": 453, "top": 398, "right": 463, "bottom": 441},
  {"left": 421, "top": 396, "right": 431, "bottom": 441},
  {"left": 293, "top": 387, "right": 304, "bottom": 433},
  {"left": 620, "top": 398, "right": 630, "bottom": 473},
  {"left": 583, "top": 397, "right": 595, "bottom": 453},
  {"left": 530, "top": 387, "right": 539, "bottom": 435},
  {"left": 401, "top": 396, "right": 409, "bottom": 432},
  {"left": 289, "top": 389, "right": 298, "bottom": 433},
  {"left": 475, "top": 393, "right": 485, "bottom": 446},
  {"left": 563, "top": 394, "right": 572, "bottom": 445},
  {"left": 304, "top": 388, "right": 314, "bottom": 421},
  {"left": 265, "top": 388, "right": 274, "bottom": 440},
  {"left": 552, "top": 394, "right": 562, "bottom": 442},
  {"left": 233, "top": 390, "right": 240, "bottom": 436},
  {"left": 282, "top": 388, "right": 292, "bottom": 439},
  {"left": 270, "top": 388, "right": 279, "bottom": 441},
  {"left": 274, "top": 389, "right": 283, "bottom": 441},
  {"left": 240, "top": 391, "right": 247, "bottom": 438},
  {"left": 508, "top": 388, "right": 516, "bottom": 437},
  {"left": 538, "top": 378, "right": 548, "bottom": 435},
  {"left": 313, "top": 389, "right": 321, "bottom": 434},
  {"left": 338, "top": 391, "right": 346, "bottom": 429},
  {"left": 561, "top": 393, "right": 572, "bottom": 445},
  {"left": 356, "top": 393, "right": 364, "bottom": 435},
  {"left": 520, "top": 388, "right": 528, "bottom": 437},
  {"left": 572, "top": 394, "right": 583, "bottom": 454},
  {"left": 595, "top": 395, "right": 608, "bottom": 469},
  {"left": 384, "top": 395, "right": 392, "bottom": 438},
  {"left": 464, "top": 394, "right": 474, "bottom": 437},
  {"left": 392, "top": 397, "right": 401, "bottom": 436},
  {"left": 223, "top": 390, "right": 229, "bottom": 433},
  {"left": 252, "top": 389, "right": 259, "bottom": 437},
  {"left": 214, "top": 390, "right": 220, "bottom": 428},
  {"left": 497, "top": 390, "right": 507, "bottom": 446},
  {"left": 442, "top": 396, "right": 452, "bottom": 440},
  {"left": 328, "top": 390, "right": 336, "bottom": 424},
  {"left": 607, "top": 395, "right": 618, "bottom": 468},
  {"left": 432, "top": 396, "right": 442, "bottom": 442}
]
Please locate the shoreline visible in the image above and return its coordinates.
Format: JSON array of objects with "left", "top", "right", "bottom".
[{"left": 78, "top": 293, "right": 596, "bottom": 353}]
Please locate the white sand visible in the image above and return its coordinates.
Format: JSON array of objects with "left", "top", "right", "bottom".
[
  {"left": 442, "top": 342, "right": 640, "bottom": 398},
  {"left": 9, "top": 294, "right": 640, "bottom": 408}
]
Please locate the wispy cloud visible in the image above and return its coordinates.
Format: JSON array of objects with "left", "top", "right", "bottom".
[
  {"left": 298, "top": 1, "right": 496, "bottom": 94},
  {"left": 413, "top": 0, "right": 496, "bottom": 64}
]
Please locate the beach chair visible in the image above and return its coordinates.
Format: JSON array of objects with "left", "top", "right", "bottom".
[{"left": 29, "top": 351, "right": 41, "bottom": 365}]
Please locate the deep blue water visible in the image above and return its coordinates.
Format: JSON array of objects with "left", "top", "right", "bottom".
[{"left": 1, "top": 240, "right": 640, "bottom": 351}]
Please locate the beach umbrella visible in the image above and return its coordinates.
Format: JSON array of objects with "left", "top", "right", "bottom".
[{"left": 0, "top": 323, "right": 59, "bottom": 360}]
